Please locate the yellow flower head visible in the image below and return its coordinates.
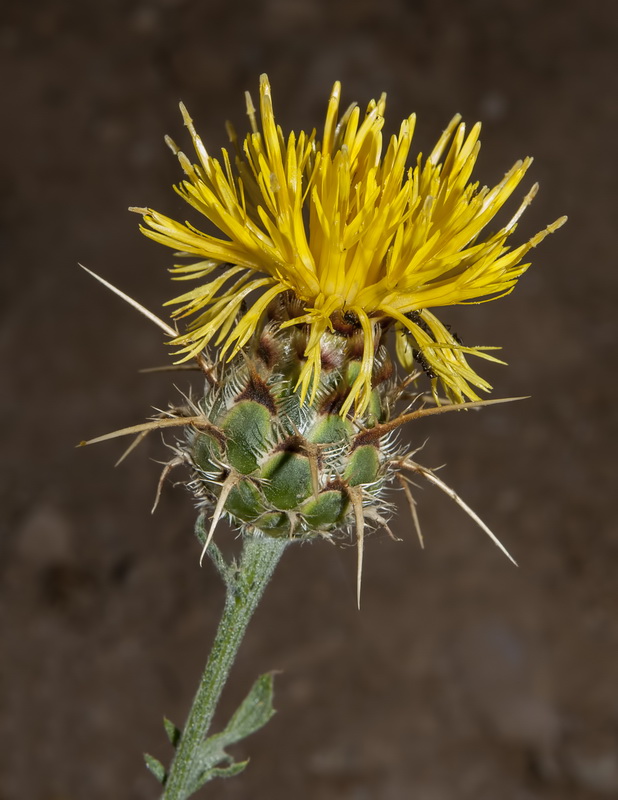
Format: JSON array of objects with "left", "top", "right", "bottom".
[{"left": 134, "top": 74, "right": 565, "bottom": 416}]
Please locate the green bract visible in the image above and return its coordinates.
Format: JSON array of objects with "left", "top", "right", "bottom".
[{"left": 185, "top": 299, "right": 398, "bottom": 542}]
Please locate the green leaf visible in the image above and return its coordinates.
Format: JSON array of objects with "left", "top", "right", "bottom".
[
  {"left": 190, "top": 758, "right": 249, "bottom": 791},
  {"left": 209, "top": 759, "right": 249, "bottom": 778},
  {"left": 187, "top": 673, "right": 276, "bottom": 792},
  {"left": 144, "top": 753, "right": 166, "bottom": 784},
  {"left": 222, "top": 672, "right": 276, "bottom": 743},
  {"left": 163, "top": 716, "right": 181, "bottom": 747}
]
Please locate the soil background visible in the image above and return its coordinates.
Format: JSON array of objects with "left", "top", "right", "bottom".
[{"left": 1, "top": 1, "right": 617, "bottom": 798}]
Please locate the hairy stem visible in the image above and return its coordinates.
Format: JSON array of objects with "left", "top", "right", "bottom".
[{"left": 161, "top": 532, "right": 288, "bottom": 799}]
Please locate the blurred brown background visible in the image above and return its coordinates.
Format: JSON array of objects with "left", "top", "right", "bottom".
[{"left": 1, "top": 1, "right": 616, "bottom": 798}]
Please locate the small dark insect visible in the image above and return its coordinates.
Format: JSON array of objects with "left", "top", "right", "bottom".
[
  {"left": 445, "top": 323, "right": 464, "bottom": 346},
  {"left": 343, "top": 310, "right": 360, "bottom": 327},
  {"left": 404, "top": 310, "right": 463, "bottom": 380},
  {"left": 405, "top": 310, "right": 433, "bottom": 337},
  {"left": 412, "top": 349, "right": 436, "bottom": 379}
]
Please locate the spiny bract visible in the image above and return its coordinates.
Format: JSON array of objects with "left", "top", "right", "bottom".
[
  {"left": 181, "top": 293, "right": 399, "bottom": 549},
  {"left": 149, "top": 289, "right": 514, "bottom": 608}
]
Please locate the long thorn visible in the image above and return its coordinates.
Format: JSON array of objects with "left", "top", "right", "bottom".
[
  {"left": 349, "top": 487, "right": 365, "bottom": 610},
  {"left": 200, "top": 472, "right": 237, "bottom": 565},
  {"left": 397, "top": 473, "right": 424, "bottom": 548},
  {"left": 307, "top": 448, "right": 320, "bottom": 498},
  {"left": 152, "top": 456, "right": 184, "bottom": 514},
  {"left": 139, "top": 364, "right": 201, "bottom": 374},
  {"left": 402, "top": 460, "right": 517, "bottom": 565},
  {"left": 78, "top": 415, "right": 211, "bottom": 446},
  {"left": 79, "top": 264, "right": 178, "bottom": 337},
  {"left": 115, "top": 430, "right": 150, "bottom": 466},
  {"left": 361, "top": 396, "right": 529, "bottom": 441}
]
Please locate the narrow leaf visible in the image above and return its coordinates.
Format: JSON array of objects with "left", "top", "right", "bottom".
[
  {"left": 207, "top": 759, "right": 249, "bottom": 780},
  {"left": 189, "top": 759, "right": 249, "bottom": 793},
  {"left": 163, "top": 716, "right": 181, "bottom": 747},
  {"left": 144, "top": 753, "right": 166, "bottom": 784}
]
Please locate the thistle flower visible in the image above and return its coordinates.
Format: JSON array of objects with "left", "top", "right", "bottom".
[
  {"left": 133, "top": 74, "right": 565, "bottom": 416},
  {"left": 81, "top": 75, "right": 566, "bottom": 795}
]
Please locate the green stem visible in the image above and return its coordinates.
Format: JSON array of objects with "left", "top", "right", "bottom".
[{"left": 161, "top": 534, "right": 288, "bottom": 799}]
